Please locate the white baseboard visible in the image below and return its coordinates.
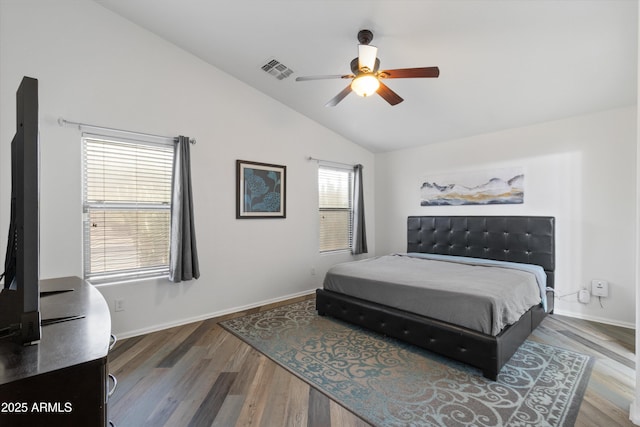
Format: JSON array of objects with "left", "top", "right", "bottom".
[
  {"left": 552, "top": 308, "right": 635, "bottom": 329},
  {"left": 115, "top": 288, "right": 316, "bottom": 339},
  {"left": 114, "top": 291, "right": 634, "bottom": 338},
  {"left": 630, "top": 401, "right": 640, "bottom": 425}
]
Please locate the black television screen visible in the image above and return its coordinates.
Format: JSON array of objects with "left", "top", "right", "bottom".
[{"left": 0, "top": 76, "right": 40, "bottom": 345}]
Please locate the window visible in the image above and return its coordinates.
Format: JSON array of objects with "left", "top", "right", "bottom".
[
  {"left": 82, "top": 135, "right": 174, "bottom": 282},
  {"left": 318, "top": 165, "right": 353, "bottom": 252}
]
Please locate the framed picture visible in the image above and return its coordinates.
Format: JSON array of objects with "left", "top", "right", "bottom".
[
  {"left": 236, "top": 160, "right": 286, "bottom": 218},
  {"left": 420, "top": 167, "right": 524, "bottom": 206}
]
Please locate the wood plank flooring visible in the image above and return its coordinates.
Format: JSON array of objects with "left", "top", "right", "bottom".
[{"left": 107, "top": 295, "right": 635, "bottom": 426}]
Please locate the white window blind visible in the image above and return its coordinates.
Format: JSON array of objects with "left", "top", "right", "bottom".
[
  {"left": 318, "top": 165, "right": 353, "bottom": 252},
  {"left": 82, "top": 135, "right": 174, "bottom": 281}
]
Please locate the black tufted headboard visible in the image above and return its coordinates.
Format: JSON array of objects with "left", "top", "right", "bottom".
[{"left": 407, "top": 216, "right": 555, "bottom": 288}]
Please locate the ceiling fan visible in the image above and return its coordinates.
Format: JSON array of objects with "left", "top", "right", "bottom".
[{"left": 296, "top": 29, "right": 440, "bottom": 107}]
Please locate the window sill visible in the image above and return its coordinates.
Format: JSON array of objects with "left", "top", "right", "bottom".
[
  {"left": 320, "top": 249, "right": 352, "bottom": 256},
  {"left": 88, "top": 273, "right": 169, "bottom": 287}
]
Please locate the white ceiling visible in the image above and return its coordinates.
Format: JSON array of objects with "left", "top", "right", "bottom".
[{"left": 94, "top": 0, "right": 638, "bottom": 153}]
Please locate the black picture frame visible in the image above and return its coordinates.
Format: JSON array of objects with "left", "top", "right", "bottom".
[{"left": 236, "top": 160, "right": 286, "bottom": 219}]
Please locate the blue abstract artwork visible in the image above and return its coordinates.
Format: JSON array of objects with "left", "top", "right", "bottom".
[{"left": 237, "top": 160, "right": 286, "bottom": 218}]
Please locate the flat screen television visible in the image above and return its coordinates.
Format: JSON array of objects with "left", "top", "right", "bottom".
[{"left": 0, "top": 76, "right": 41, "bottom": 345}]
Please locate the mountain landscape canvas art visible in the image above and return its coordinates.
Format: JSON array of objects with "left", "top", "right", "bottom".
[{"left": 420, "top": 168, "right": 524, "bottom": 206}]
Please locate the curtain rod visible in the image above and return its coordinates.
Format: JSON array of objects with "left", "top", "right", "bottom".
[
  {"left": 58, "top": 117, "right": 196, "bottom": 144},
  {"left": 308, "top": 156, "right": 357, "bottom": 168}
]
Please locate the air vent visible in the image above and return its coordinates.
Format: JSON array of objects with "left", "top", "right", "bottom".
[{"left": 261, "top": 58, "right": 294, "bottom": 80}]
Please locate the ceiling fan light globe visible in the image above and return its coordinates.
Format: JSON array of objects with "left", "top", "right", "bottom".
[{"left": 351, "top": 74, "right": 380, "bottom": 97}]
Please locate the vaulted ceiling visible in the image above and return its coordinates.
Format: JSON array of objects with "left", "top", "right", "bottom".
[{"left": 94, "top": 0, "right": 637, "bottom": 153}]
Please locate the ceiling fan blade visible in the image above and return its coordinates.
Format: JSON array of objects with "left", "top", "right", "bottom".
[
  {"left": 325, "top": 85, "right": 353, "bottom": 107},
  {"left": 295, "top": 74, "right": 353, "bottom": 82},
  {"left": 378, "top": 67, "right": 440, "bottom": 79},
  {"left": 377, "top": 82, "right": 404, "bottom": 106}
]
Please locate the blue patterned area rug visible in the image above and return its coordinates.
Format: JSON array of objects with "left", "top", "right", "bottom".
[{"left": 220, "top": 299, "right": 593, "bottom": 427}]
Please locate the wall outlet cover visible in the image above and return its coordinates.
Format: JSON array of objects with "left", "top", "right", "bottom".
[{"left": 578, "top": 289, "right": 591, "bottom": 304}]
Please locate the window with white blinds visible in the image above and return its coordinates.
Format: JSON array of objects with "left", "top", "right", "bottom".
[
  {"left": 318, "top": 165, "right": 353, "bottom": 253},
  {"left": 82, "top": 135, "right": 174, "bottom": 281}
]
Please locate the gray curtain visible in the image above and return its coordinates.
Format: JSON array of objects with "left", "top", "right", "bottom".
[
  {"left": 169, "top": 136, "right": 200, "bottom": 282},
  {"left": 352, "top": 164, "right": 368, "bottom": 255}
]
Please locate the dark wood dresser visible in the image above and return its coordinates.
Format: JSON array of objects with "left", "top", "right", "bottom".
[{"left": 0, "top": 276, "right": 112, "bottom": 426}]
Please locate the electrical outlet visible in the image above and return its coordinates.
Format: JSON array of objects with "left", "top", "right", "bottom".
[
  {"left": 114, "top": 299, "right": 125, "bottom": 312},
  {"left": 591, "top": 279, "right": 609, "bottom": 297},
  {"left": 310, "top": 267, "right": 316, "bottom": 276},
  {"left": 578, "top": 289, "right": 590, "bottom": 304}
]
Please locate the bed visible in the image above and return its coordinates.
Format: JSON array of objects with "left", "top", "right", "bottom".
[{"left": 316, "top": 215, "right": 555, "bottom": 380}]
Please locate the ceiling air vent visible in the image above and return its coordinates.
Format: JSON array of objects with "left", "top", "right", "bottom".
[{"left": 261, "top": 58, "right": 294, "bottom": 80}]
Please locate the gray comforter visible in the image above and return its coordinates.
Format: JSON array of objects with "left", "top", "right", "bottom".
[{"left": 323, "top": 254, "right": 542, "bottom": 336}]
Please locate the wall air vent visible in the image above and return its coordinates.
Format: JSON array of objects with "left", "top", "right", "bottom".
[{"left": 261, "top": 58, "right": 294, "bottom": 80}]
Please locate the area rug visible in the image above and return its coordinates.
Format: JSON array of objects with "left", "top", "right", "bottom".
[{"left": 220, "top": 299, "right": 593, "bottom": 427}]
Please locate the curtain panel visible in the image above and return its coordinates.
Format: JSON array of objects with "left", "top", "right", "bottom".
[
  {"left": 352, "top": 164, "right": 368, "bottom": 255},
  {"left": 169, "top": 136, "right": 200, "bottom": 282}
]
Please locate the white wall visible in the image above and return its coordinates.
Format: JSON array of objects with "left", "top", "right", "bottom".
[
  {"left": 630, "top": 4, "right": 640, "bottom": 423},
  {"left": 375, "top": 107, "right": 637, "bottom": 327},
  {"left": 0, "top": 0, "right": 375, "bottom": 337},
  {"left": 2, "top": 0, "right": 635, "bottom": 337}
]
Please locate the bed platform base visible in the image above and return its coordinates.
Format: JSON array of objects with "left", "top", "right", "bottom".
[
  {"left": 316, "top": 288, "right": 548, "bottom": 381},
  {"left": 317, "top": 215, "right": 555, "bottom": 380}
]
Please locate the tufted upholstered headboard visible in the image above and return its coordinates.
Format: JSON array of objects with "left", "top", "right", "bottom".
[{"left": 407, "top": 216, "right": 555, "bottom": 288}]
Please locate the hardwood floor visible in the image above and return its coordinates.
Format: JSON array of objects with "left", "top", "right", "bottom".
[{"left": 108, "top": 295, "right": 635, "bottom": 426}]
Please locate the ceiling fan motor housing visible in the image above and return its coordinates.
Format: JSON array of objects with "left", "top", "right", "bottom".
[{"left": 351, "top": 57, "right": 381, "bottom": 74}]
